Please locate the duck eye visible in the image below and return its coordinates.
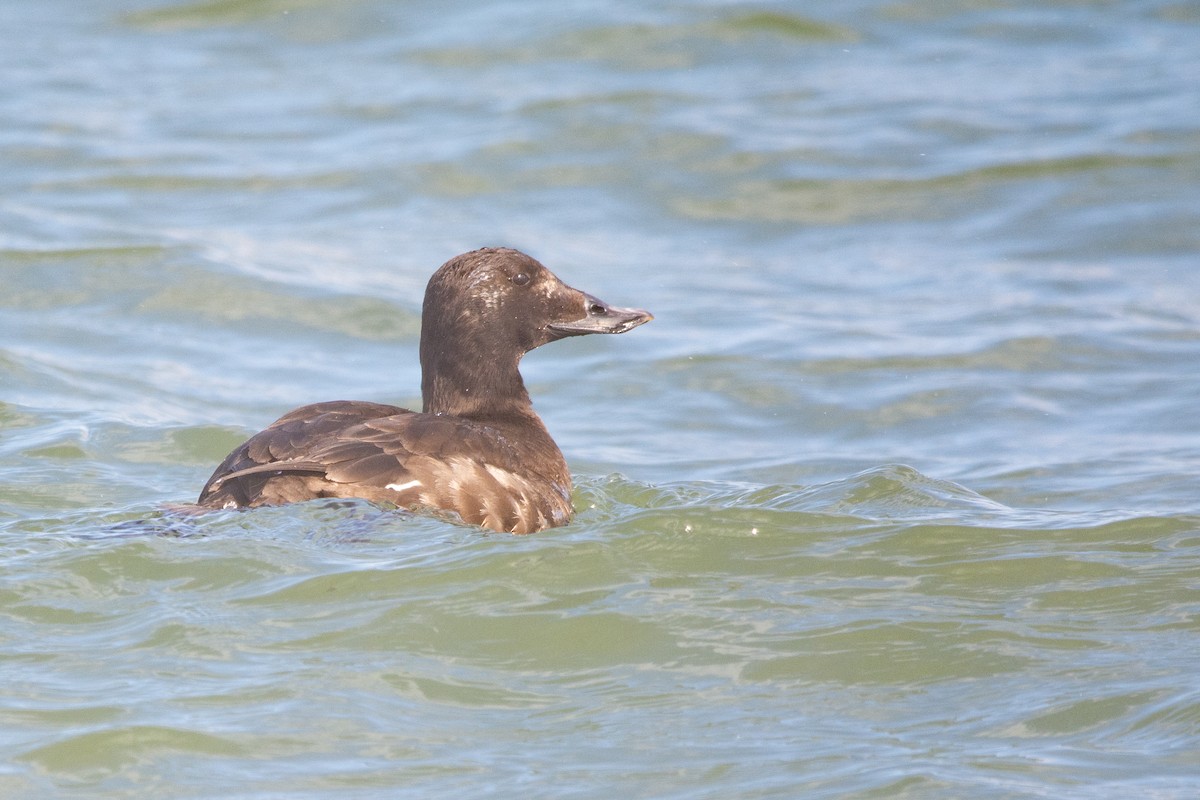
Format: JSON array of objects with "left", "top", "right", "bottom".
[{"left": 511, "top": 272, "right": 530, "bottom": 286}]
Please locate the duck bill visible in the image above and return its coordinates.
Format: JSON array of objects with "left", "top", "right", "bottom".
[{"left": 547, "top": 293, "right": 654, "bottom": 337}]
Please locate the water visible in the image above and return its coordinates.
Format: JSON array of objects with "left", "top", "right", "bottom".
[{"left": 3, "top": 0, "right": 1200, "bottom": 796}]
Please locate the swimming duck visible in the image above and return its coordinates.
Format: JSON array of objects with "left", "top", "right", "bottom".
[{"left": 197, "top": 247, "right": 652, "bottom": 533}]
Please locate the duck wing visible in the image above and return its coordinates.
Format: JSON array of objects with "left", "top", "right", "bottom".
[
  {"left": 197, "top": 401, "right": 571, "bottom": 533},
  {"left": 197, "top": 401, "right": 415, "bottom": 505}
]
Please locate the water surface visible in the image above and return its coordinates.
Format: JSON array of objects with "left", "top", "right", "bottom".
[{"left": 3, "top": 1, "right": 1200, "bottom": 797}]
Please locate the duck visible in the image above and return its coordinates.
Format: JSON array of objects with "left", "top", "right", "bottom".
[{"left": 196, "top": 247, "right": 653, "bottom": 533}]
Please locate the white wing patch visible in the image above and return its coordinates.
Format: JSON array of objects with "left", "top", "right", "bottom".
[
  {"left": 386, "top": 479, "right": 423, "bottom": 492},
  {"left": 484, "top": 463, "right": 525, "bottom": 490},
  {"left": 404, "top": 456, "right": 573, "bottom": 534}
]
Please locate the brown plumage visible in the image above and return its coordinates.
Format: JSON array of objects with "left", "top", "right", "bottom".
[{"left": 197, "top": 247, "right": 652, "bottom": 533}]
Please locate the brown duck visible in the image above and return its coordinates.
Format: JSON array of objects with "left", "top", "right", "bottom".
[{"left": 197, "top": 247, "right": 652, "bottom": 533}]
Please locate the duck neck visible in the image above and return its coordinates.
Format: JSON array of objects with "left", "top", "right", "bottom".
[{"left": 420, "top": 338, "right": 535, "bottom": 421}]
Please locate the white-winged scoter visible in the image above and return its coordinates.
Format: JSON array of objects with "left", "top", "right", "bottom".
[{"left": 197, "top": 247, "right": 652, "bottom": 533}]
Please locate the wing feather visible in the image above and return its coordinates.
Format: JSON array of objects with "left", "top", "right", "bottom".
[{"left": 197, "top": 401, "right": 571, "bottom": 532}]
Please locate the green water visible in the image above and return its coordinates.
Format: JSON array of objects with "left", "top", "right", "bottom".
[{"left": 3, "top": 1, "right": 1200, "bottom": 797}]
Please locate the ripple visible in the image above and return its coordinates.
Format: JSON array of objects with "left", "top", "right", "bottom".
[
  {"left": 413, "top": 12, "right": 858, "bottom": 71},
  {"left": 674, "top": 153, "right": 1186, "bottom": 225},
  {"left": 582, "top": 464, "right": 1030, "bottom": 530},
  {"left": 124, "top": 0, "right": 323, "bottom": 31},
  {"left": 17, "top": 725, "right": 242, "bottom": 777}
]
